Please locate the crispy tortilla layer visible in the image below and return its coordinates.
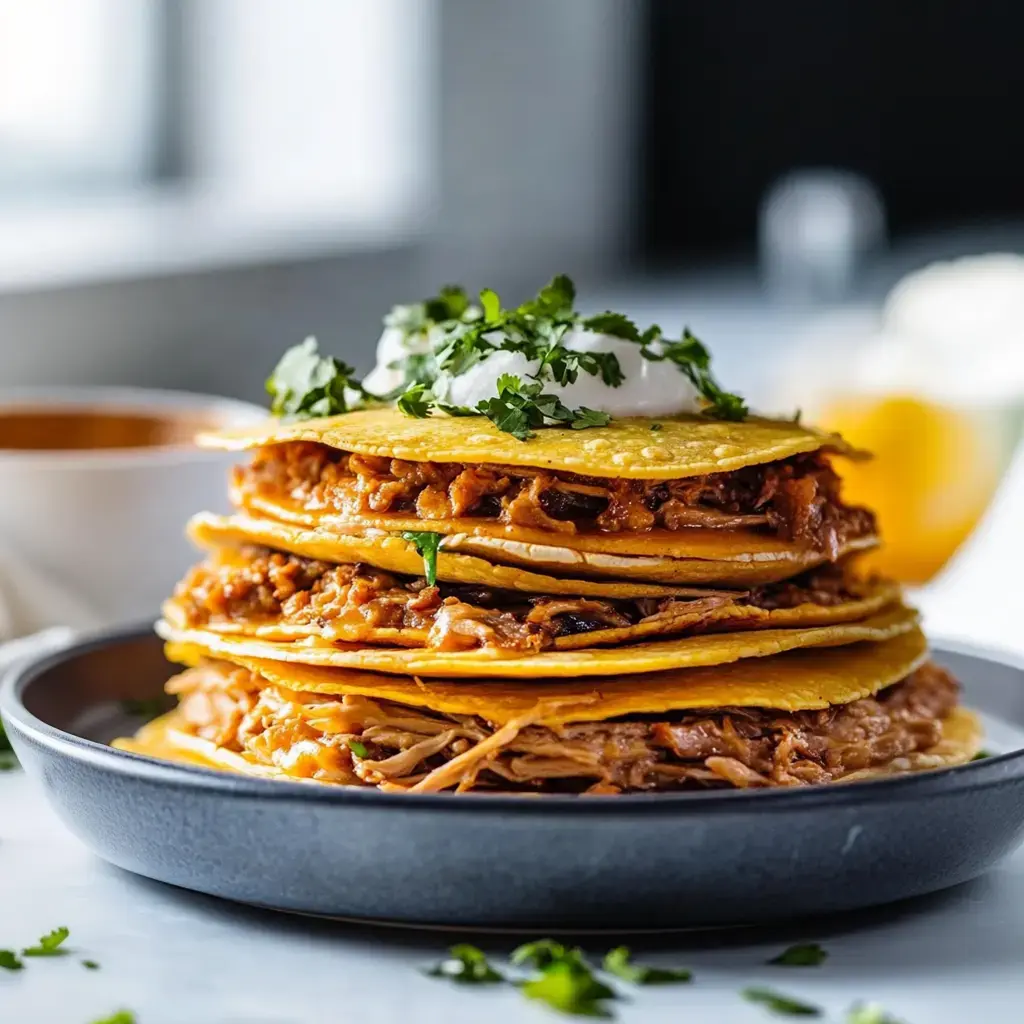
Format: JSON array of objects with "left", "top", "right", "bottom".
[
  {"left": 158, "top": 605, "right": 919, "bottom": 679},
  {"left": 115, "top": 660, "right": 978, "bottom": 793},
  {"left": 189, "top": 512, "right": 742, "bottom": 598},
  {"left": 163, "top": 625, "right": 928, "bottom": 722},
  {"left": 231, "top": 444, "right": 875, "bottom": 559},
  {"left": 200, "top": 407, "right": 849, "bottom": 480},
  {"left": 167, "top": 547, "right": 901, "bottom": 652}
]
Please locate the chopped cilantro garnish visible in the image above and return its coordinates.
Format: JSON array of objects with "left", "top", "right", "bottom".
[
  {"left": 81, "top": 959, "right": 100, "bottom": 970},
  {"left": 845, "top": 1003, "right": 904, "bottom": 1024},
  {"left": 649, "top": 422, "right": 662, "bottom": 431},
  {"left": 601, "top": 945, "right": 692, "bottom": 984},
  {"left": 743, "top": 987, "right": 822, "bottom": 1016},
  {"left": 396, "top": 382, "right": 433, "bottom": 418},
  {"left": 401, "top": 532, "right": 442, "bottom": 585},
  {"left": 0, "top": 949, "right": 23, "bottom": 970},
  {"left": 0, "top": 719, "right": 16, "bottom": 771},
  {"left": 511, "top": 939, "right": 577, "bottom": 969},
  {"left": 521, "top": 955, "right": 617, "bottom": 1018},
  {"left": 769, "top": 943, "right": 828, "bottom": 967},
  {"left": 477, "top": 374, "right": 607, "bottom": 441},
  {"left": 22, "top": 926, "right": 70, "bottom": 957},
  {"left": 119, "top": 698, "right": 166, "bottom": 719},
  {"left": 582, "top": 311, "right": 641, "bottom": 342},
  {"left": 266, "top": 337, "right": 364, "bottom": 419},
  {"left": 347, "top": 739, "right": 368, "bottom": 759},
  {"left": 972, "top": 750, "right": 992, "bottom": 761},
  {"left": 89, "top": 1012, "right": 135, "bottom": 1024},
  {"left": 426, "top": 944, "right": 503, "bottom": 984}
]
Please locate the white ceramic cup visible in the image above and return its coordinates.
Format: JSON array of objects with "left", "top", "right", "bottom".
[{"left": 0, "top": 387, "right": 267, "bottom": 631}]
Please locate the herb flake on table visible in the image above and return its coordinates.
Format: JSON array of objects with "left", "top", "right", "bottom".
[
  {"left": 601, "top": 945, "right": 692, "bottom": 984},
  {"left": 425, "top": 944, "right": 503, "bottom": 984},
  {"left": 81, "top": 959, "right": 100, "bottom": 970},
  {"left": 22, "top": 926, "right": 70, "bottom": 957},
  {"left": 845, "top": 1003, "right": 905, "bottom": 1024},
  {"left": 0, "top": 949, "right": 23, "bottom": 971},
  {"left": 743, "top": 986, "right": 823, "bottom": 1016},
  {"left": 0, "top": 719, "right": 18, "bottom": 770},
  {"left": 89, "top": 1012, "right": 135, "bottom": 1024},
  {"left": 519, "top": 950, "right": 617, "bottom": 1018},
  {"left": 768, "top": 942, "right": 828, "bottom": 967},
  {"left": 401, "top": 531, "right": 443, "bottom": 585}
]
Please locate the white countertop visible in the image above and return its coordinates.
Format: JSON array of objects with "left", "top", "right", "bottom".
[{"left": 2, "top": 766, "right": 1023, "bottom": 1024}]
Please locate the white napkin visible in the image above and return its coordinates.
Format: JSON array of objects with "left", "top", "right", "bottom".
[
  {"left": 0, "top": 547, "right": 101, "bottom": 642},
  {"left": 916, "top": 439, "right": 1024, "bottom": 658}
]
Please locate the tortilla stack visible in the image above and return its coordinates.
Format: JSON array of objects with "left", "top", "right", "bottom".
[{"left": 118, "top": 407, "right": 980, "bottom": 793}]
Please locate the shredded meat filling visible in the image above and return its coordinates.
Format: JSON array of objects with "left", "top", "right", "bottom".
[
  {"left": 173, "top": 549, "right": 870, "bottom": 651},
  {"left": 234, "top": 444, "right": 875, "bottom": 553},
  {"left": 167, "top": 660, "right": 960, "bottom": 792}
]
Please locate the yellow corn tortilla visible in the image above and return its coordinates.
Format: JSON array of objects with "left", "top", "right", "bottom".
[
  {"left": 226, "top": 492, "right": 878, "bottom": 585},
  {"left": 113, "top": 703, "right": 981, "bottom": 783},
  {"left": 157, "top": 604, "right": 918, "bottom": 679},
  {"left": 161, "top": 625, "right": 928, "bottom": 723},
  {"left": 163, "top": 569, "right": 901, "bottom": 651},
  {"left": 201, "top": 407, "right": 849, "bottom": 480},
  {"left": 188, "top": 512, "right": 734, "bottom": 599}
]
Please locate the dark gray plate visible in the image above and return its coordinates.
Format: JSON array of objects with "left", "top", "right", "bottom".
[{"left": 4, "top": 626, "right": 1024, "bottom": 930}]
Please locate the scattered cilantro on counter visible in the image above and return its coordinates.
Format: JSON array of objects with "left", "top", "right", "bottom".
[
  {"left": 513, "top": 941, "right": 617, "bottom": 1018},
  {"left": 81, "top": 959, "right": 100, "bottom": 970},
  {"left": 0, "top": 719, "right": 18, "bottom": 770},
  {"left": 0, "top": 949, "right": 23, "bottom": 971},
  {"left": 89, "top": 1012, "right": 135, "bottom": 1024},
  {"left": 845, "top": 1003, "right": 905, "bottom": 1024},
  {"left": 426, "top": 944, "right": 504, "bottom": 984},
  {"left": 401, "top": 532, "right": 443, "bottom": 586},
  {"left": 769, "top": 942, "right": 829, "bottom": 967},
  {"left": 601, "top": 945, "right": 692, "bottom": 984},
  {"left": 743, "top": 987, "right": 823, "bottom": 1016},
  {"left": 22, "top": 926, "right": 70, "bottom": 957}
]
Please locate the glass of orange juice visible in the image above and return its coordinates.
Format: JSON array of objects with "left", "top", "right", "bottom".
[{"left": 776, "top": 254, "right": 1024, "bottom": 585}]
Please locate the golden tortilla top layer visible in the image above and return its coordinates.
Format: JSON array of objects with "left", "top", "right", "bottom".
[
  {"left": 163, "top": 627, "right": 929, "bottom": 724},
  {"left": 158, "top": 604, "right": 918, "bottom": 679},
  {"left": 200, "top": 407, "right": 846, "bottom": 480}
]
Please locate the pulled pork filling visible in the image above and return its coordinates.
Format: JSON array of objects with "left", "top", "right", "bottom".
[
  {"left": 167, "top": 660, "right": 959, "bottom": 793},
  {"left": 234, "top": 444, "right": 876, "bottom": 554},
  {"left": 173, "top": 548, "right": 869, "bottom": 651}
]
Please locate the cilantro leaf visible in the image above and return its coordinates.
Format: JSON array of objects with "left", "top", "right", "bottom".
[
  {"left": 845, "top": 1003, "right": 905, "bottom": 1024},
  {"left": 266, "top": 337, "right": 362, "bottom": 419},
  {"left": 426, "top": 944, "right": 503, "bottom": 984},
  {"left": 583, "top": 311, "right": 641, "bottom": 342},
  {"left": 769, "top": 943, "right": 828, "bottom": 967},
  {"left": 743, "top": 987, "right": 822, "bottom": 1016},
  {"left": 641, "top": 328, "right": 747, "bottom": 420},
  {"left": 119, "top": 698, "right": 167, "bottom": 719},
  {"left": 571, "top": 407, "right": 611, "bottom": 430},
  {"left": 89, "top": 1012, "right": 135, "bottom": 1024},
  {"left": 347, "top": 739, "right": 368, "bottom": 758},
  {"left": 522, "top": 957, "right": 617, "bottom": 1018},
  {"left": 511, "top": 939, "right": 574, "bottom": 969},
  {"left": 424, "top": 284, "right": 470, "bottom": 324},
  {"left": 479, "top": 287, "right": 502, "bottom": 323},
  {"left": 972, "top": 750, "right": 992, "bottom": 761},
  {"left": 0, "top": 949, "right": 23, "bottom": 971},
  {"left": 401, "top": 532, "right": 442, "bottom": 585},
  {"left": 82, "top": 959, "right": 100, "bottom": 970},
  {"left": 601, "top": 945, "right": 692, "bottom": 984},
  {"left": 0, "top": 719, "right": 17, "bottom": 771},
  {"left": 520, "top": 274, "right": 576, "bottom": 320},
  {"left": 396, "top": 383, "right": 434, "bottom": 418},
  {"left": 22, "top": 926, "right": 69, "bottom": 957}
]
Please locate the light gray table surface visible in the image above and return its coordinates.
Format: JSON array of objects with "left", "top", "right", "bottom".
[{"left": 2, "top": 765, "right": 1022, "bottom": 1024}]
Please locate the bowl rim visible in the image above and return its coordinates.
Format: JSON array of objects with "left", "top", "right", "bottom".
[
  {"left": 3, "top": 623, "right": 1022, "bottom": 817},
  {"left": 0, "top": 386, "right": 266, "bottom": 466}
]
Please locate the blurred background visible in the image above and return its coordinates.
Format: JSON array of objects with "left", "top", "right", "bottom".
[{"left": 0, "top": 0, "right": 1021, "bottom": 610}]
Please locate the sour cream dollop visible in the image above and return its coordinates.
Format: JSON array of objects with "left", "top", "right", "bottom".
[{"left": 366, "top": 326, "right": 704, "bottom": 417}]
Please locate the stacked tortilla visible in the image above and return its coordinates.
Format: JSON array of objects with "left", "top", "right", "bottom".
[{"left": 118, "top": 409, "right": 980, "bottom": 792}]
